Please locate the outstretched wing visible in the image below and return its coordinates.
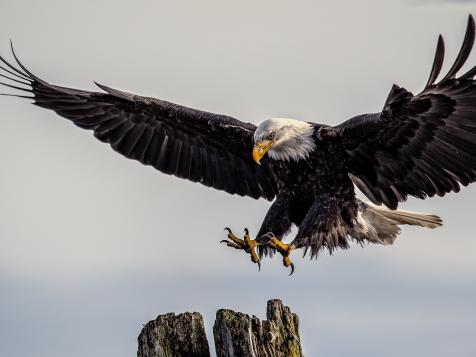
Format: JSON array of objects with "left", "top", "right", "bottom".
[
  {"left": 336, "top": 15, "right": 476, "bottom": 209},
  {"left": 0, "top": 46, "right": 278, "bottom": 200}
]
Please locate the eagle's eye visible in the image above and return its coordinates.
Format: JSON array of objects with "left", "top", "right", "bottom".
[{"left": 266, "top": 132, "right": 276, "bottom": 140}]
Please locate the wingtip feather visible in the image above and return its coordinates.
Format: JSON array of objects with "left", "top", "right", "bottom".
[
  {"left": 9, "top": 41, "right": 40, "bottom": 82},
  {"left": 439, "top": 14, "right": 475, "bottom": 83},
  {"left": 425, "top": 34, "right": 445, "bottom": 89}
]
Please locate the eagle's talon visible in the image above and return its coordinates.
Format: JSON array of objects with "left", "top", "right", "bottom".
[
  {"left": 283, "top": 255, "right": 295, "bottom": 276},
  {"left": 262, "top": 234, "right": 296, "bottom": 274},
  {"left": 259, "top": 232, "right": 275, "bottom": 244},
  {"left": 289, "top": 262, "right": 295, "bottom": 276},
  {"left": 220, "top": 227, "right": 262, "bottom": 270}
]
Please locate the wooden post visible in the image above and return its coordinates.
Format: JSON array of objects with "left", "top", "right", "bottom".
[
  {"left": 137, "top": 300, "right": 303, "bottom": 357},
  {"left": 137, "top": 312, "right": 210, "bottom": 357},
  {"left": 213, "top": 299, "right": 303, "bottom": 357}
]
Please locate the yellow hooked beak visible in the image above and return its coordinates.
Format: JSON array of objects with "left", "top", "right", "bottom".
[{"left": 252, "top": 140, "right": 274, "bottom": 165}]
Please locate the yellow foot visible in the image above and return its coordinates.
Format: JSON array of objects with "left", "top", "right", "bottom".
[
  {"left": 221, "top": 228, "right": 262, "bottom": 271},
  {"left": 261, "top": 232, "right": 296, "bottom": 275}
]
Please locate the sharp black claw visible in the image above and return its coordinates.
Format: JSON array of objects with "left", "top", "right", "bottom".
[
  {"left": 220, "top": 240, "right": 229, "bottom": 244},
  {"left": 258, "top": 260, "right": 261, "bottom": 271},
  {"left": 244, "top": 227, "right": 249, "bottom": 235},
  {"left": 224, "top": 227, "right": 232, "bottom": 234},
  {"left": 289, "top": 263, "right": 295, "bottom": 276},
  {"left": 260, "top": 232, "right": 274, "bottom": 243}
]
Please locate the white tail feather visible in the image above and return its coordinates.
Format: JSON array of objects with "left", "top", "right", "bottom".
[
  {"left": 353, "top": 201, "right": 443, "bottom": 245},
  {"left": 370, "top": 205, "right": 443, "bottom": 229}
]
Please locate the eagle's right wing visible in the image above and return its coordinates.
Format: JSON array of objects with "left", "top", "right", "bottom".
[
  {"left": 335, "top": 15, "right": 476, "bottom": 209},
  {"left": 0, "top": 45, "right": 278, "bottom": 200}
]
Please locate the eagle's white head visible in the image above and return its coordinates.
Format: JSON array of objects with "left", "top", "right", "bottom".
[{"left": 253, "top": 118, "right": 316, "bottom": 164}]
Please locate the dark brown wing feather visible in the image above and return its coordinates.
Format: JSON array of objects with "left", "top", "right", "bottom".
[
  {"left": 0, "top": 45, "right": 278, "bottom": 200},
  {"left": 336, "top": 15, "right": 476, "bottom": 209}
]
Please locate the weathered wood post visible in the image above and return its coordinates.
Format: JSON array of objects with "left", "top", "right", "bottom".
[
  {"left": 137, "top": 299, "right": 303, "bottom": 357},
  {"left": 213, "top": 299, "right": 303, "bottom": 357},
  {"left": 137, "top": 312, "right": 210, "bottom": 357}
]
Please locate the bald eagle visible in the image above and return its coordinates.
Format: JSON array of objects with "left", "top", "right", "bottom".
[{"left": 2, "top": 16, "right": 476, "bottom": 274}]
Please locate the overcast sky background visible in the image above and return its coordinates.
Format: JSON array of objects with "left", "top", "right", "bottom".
[{"left": 1, "top": 1, "right": 476, "bottom": 356}]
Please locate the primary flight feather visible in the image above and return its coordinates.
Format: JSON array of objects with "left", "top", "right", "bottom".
[{"left": 3, "top": 15, "right": 476, "bottom": 273}]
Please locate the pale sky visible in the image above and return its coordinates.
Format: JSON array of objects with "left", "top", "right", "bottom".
[{"left": 1, "top": 1, "right": 476, "bottom": 356}]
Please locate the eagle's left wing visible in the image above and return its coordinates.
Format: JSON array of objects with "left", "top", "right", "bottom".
[{"left": 335, "top": 15, "right": 476, "bottom": 209}]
